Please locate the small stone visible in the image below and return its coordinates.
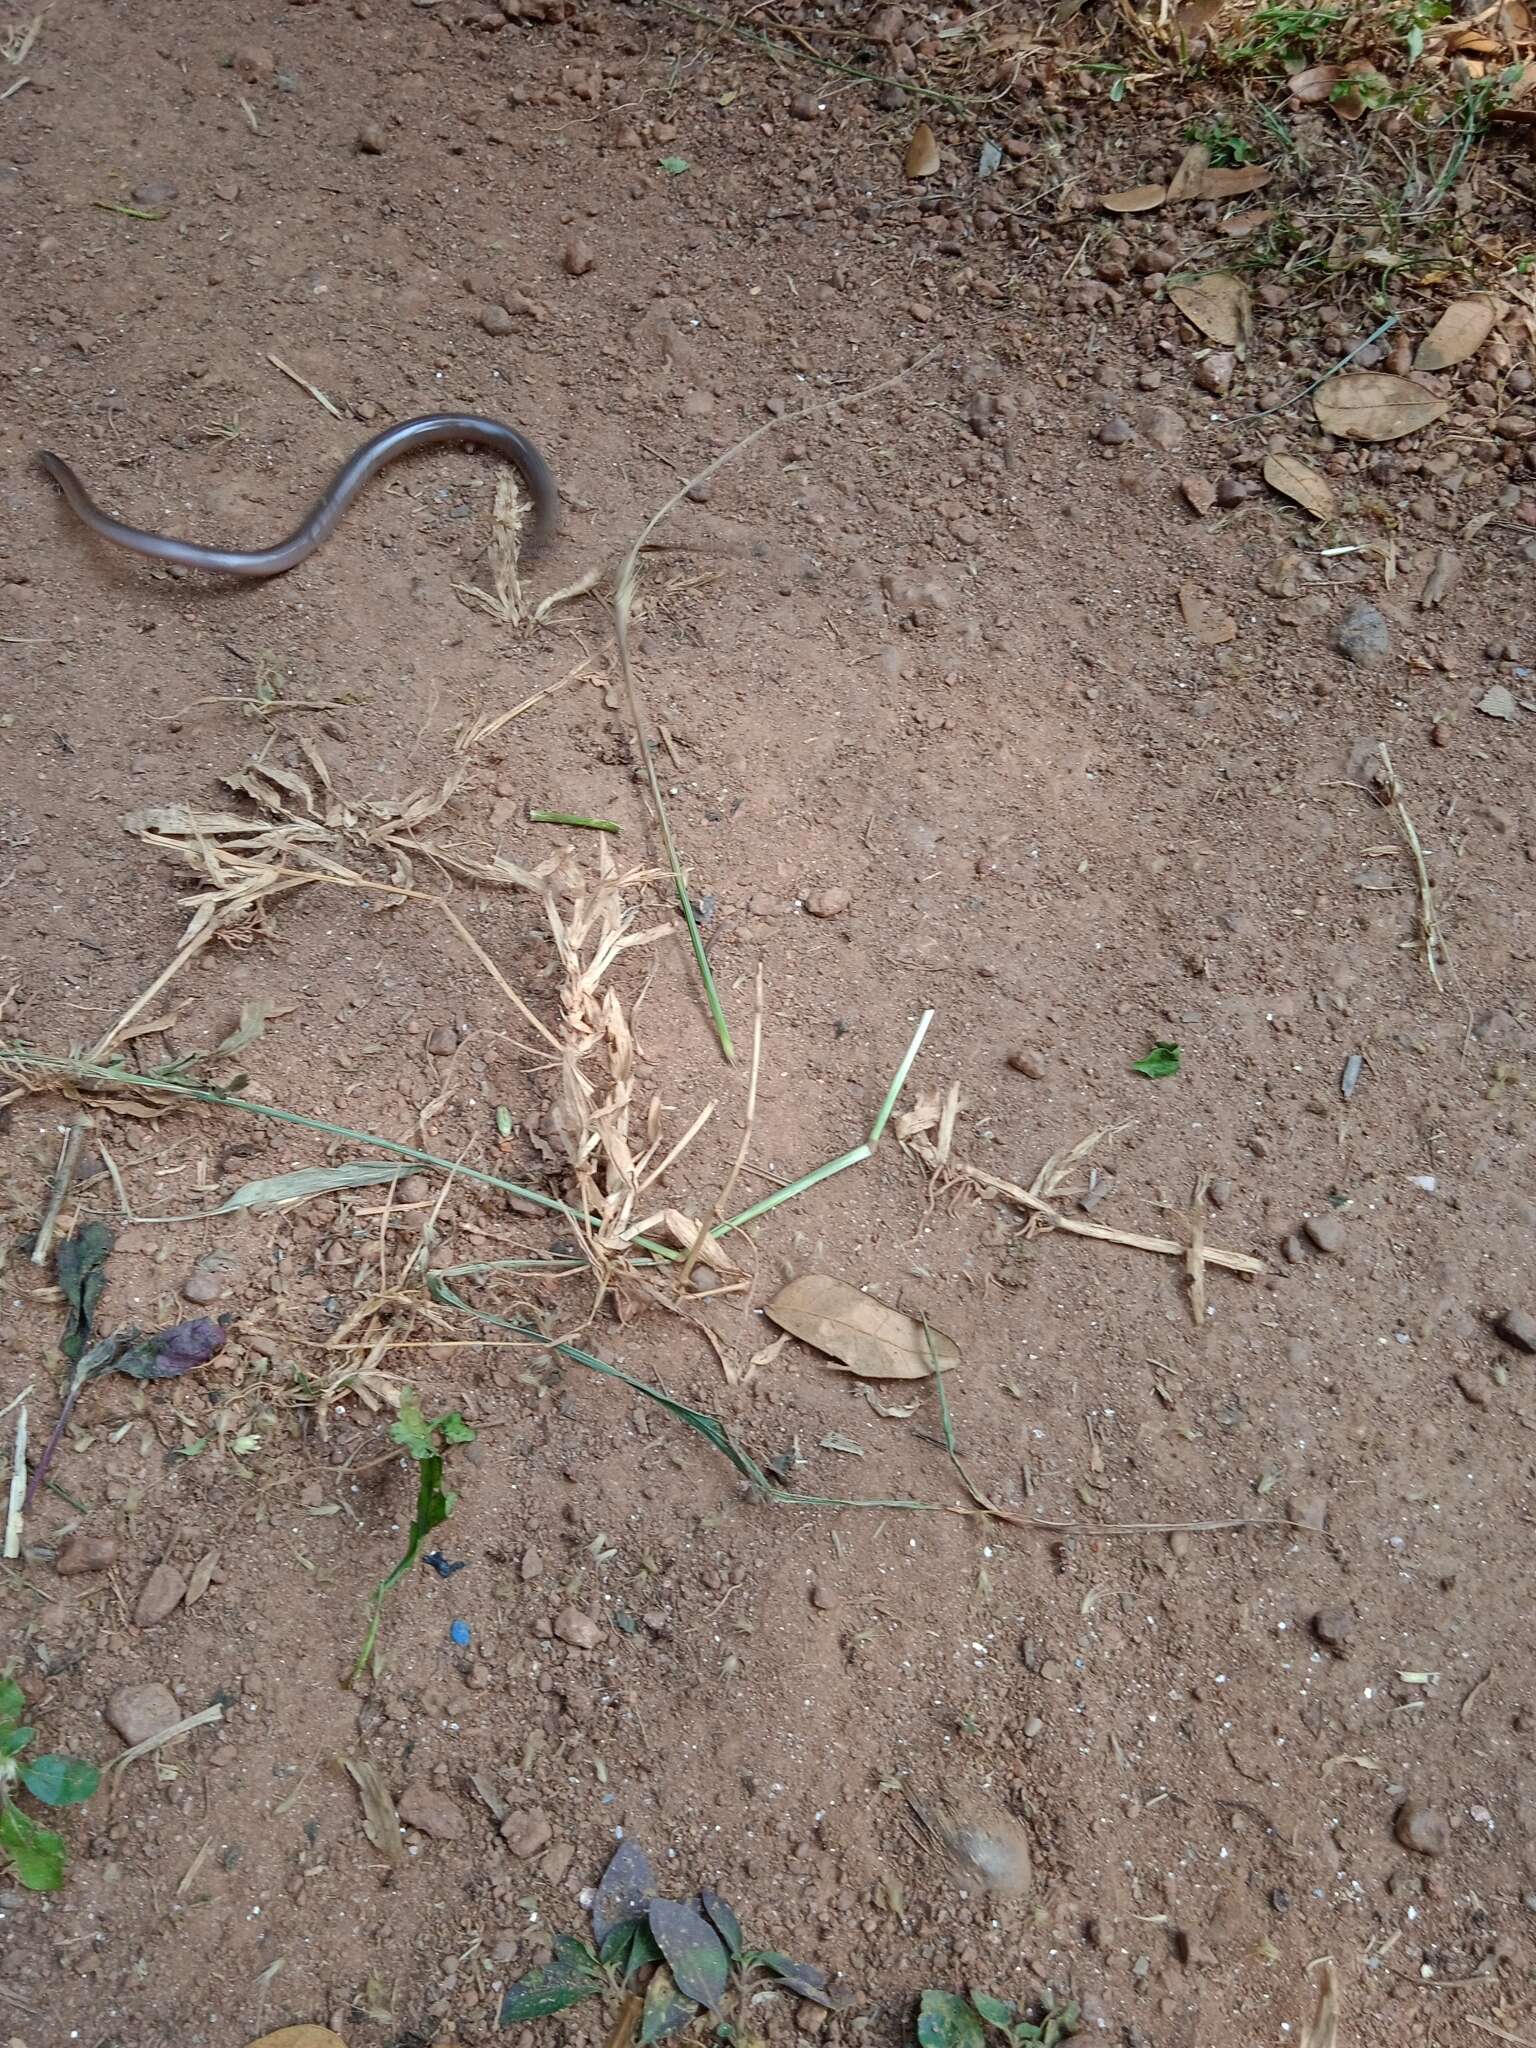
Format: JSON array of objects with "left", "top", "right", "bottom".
[
  {"left": 520, "top": 1545, "right": 544, "bottom": 1582},
  {"left": 1495, "top": 1307, "right": 1536, "bottom": 1354},
  {"left": 500, "top": 1809, "right": 553, "bottom": 1858},
  {"left": 55, "top": 1532, "right": 116, "bottom": 1576},
  {"left": 480, "top": 303, "right": 515, "bottom": 336},
  {"left": 809, "top": 1581, "right": 834, "bottom": 1611},
  {"left": 1394, "top": 1799, "right": 1450, "bottom": 1857},
  {"left": 1478, "top": 684, "right": 1520, "bottom": 721},
  {"left": 1206, "top": 1177, "right": 1232, "bottom": 1209},
  {"left": 106, "top": 1681, "right": 181, "bottom": 1747},
  {"left": 183, "top": 1253, "right": 237, "bottom": 1306},
  {"left": 356, "top": 122, "right": 387, "bottom": 154},
  {"left": 1180, "top": 475, "right": 1216, "bottom": 517},
  {"left": 398, "top": 1785, "right": 466, "bottom": 1841},
  {"left": 1097, "top": 416, "right": 1133, "bottom": 446},
  {"left": 1139, "top": 404, "right": 1187, "bottom": 452},
  {"left": 541, "top": 1840, "right": 575, "bottom": 1884},
  {"left": 1216, "top": 475, "right": 1254, "bottom": 508},
  {"left": 806, "top": 888, "right": 851, "bottom": 918},
  {"left": 1331, "top": 600, "right": 1392, "bottom": 666},
  {"left": 135, "top": 1563, "right": 188, "bottom": 1629},
  {"left": 232, "top": 43, "right": 276, "bottom": 82},
  {"left": 788, "top": 90, "right": 821, "bottom": 120},
  {"left": 562, "top": 237, "right": 595, "bottom": 276},
  {"left": 1193, "top": 350, "right": 1235, "bottom": 396},
  {"left": 1006, "top": 1050, "right": 1046, "bottom": 1079},
  {"left": 1430, "top": 718, "right": 1453, "bottom": 747},
  {"left": 132, "top": 179, "right": 178, "bottom": 207},
  {"left": 1311, "top": 1607, "right": 1354, "bottom": 1653},
  {"left": 1303, "top": 1211, "right": 1345, "bottom": 1254},
  {"left": 1454, "top": 1371, "right": 1489, "bottom": 1407},
  {"left": 553, "top": 1606, "right": 602, "bottom": 1650},
  {"left": 426, "top": 1025, "right": 457, "bottom": 1057}
]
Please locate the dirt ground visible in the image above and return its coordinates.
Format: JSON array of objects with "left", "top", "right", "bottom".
[{"left": 3, "top": 1, "right": 1536, "bottom": 2044}]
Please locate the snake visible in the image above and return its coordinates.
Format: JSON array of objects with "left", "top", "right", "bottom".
[{"left": 37, "top": 413, "right": 559, "bottom": 579}]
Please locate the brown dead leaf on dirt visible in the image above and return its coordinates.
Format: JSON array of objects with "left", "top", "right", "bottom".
[
  {"left": 1101, "top": 182, "right": 1167, "bottom": 212},
  {"left": 1297, "top": 1961, "right": 1339, "bottom": 2048},
  {"left": 1169, "top": 271, "right": 1252, "bottom": 349},
  {"left": 1414, "top": 294, "right": 1503, "bottom": 372},
  {"left": 1263, "top": 453, "right": 1337, "bottom": 520},
  {"left": 1178, "top": 582, "right": 1238, "bottom": 645},
  {"left": 862, "top": 1386, "right": 919, "bottom": 1419},
  {"left": 184, "top": 1548, "right": 218, "bottom": 1608},
  {"left": 904, "top": 122, "right": 939, "bottom": 178},
  {"left": 245, "top": 2032, "right": 349, "bottom": 2048},
  {"left": 1290, "top": 57, "right": 1385, "bottom": 117},
  {"left": 344, "top": 1757, "right": 405, "bottom": 1866},
  {"left": 1196, "top": 162, "right": 1273, "bottom": 199},
  {"left": 764, "top": 1273, "right": 959, "bottom": 1380},
  {"left": 1166, "top": 142, "right": 1209, "bottom": 201},
  {"left": 1313, "top": 372, "right": 1449, "bottom": 442}
]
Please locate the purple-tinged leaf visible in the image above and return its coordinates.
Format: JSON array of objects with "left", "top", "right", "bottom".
[
  {"left": 647, "top": 1898, "right": 728, "bottom": 2011},
  {"left": 699, "top": 1889, "right": 742, "bottom": 1960},
  {"left": 116, "top": 1316, "right": 227, "bottom": 1380},
  {"left": 592, "top": 1838, "right": 658, "bottom": 1944},
  {"left": 757, "top": 1951, "right": 852, "bottom": 2010},
  {"left": 639, "top": 1964, "right": 697, "bottom": 2045}
]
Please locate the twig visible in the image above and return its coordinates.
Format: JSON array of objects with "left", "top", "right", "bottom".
[
  {"left": 1376, "top": 743, "right": 1447, "bottom": 991},
  {"left": 679, "top": 964, "right": 764, "bottom": 1289},
  {"left": 1468, "top": 2021, "right": 1536, "bottom": 2048},
  {"left": 267, "top": 351, "right": 344, "bottom": 420},
  {"left": 30, "top": 1114, "right": 90, "bottom": 1266},
  {"left": 1221, "top": 314, "right": 1399, "bottom": 424},
  {"left": 2, "top": 1401, "right": 27, "bottom": 1560},
  {"left": 1186, "top": 1171, "right": 1210, "bottom": 1328},
  {"left": 107, "top": 1703, "right": 223, "bottom": 1789}
]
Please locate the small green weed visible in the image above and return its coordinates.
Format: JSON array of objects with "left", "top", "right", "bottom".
[
  {"left": 499, "top": 1840, "right": 847, "bottom": 2040},
  {"left": 351, "top": 1391, "right": 476, "bottom": 1686},
  {"left": 917, "top": 1987, "right": 1080, "bottom": 2048},
  {"left": 1184, "top": 115, "right": 1257, "bottom": 165},
  {"left": 0, "top": 1678, "right": 100, "bottom": 1892}
]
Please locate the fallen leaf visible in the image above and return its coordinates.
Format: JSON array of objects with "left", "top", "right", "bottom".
[
  {"left": 764, "top": 1274, "right": 959, "bottom": 1380},
  {"left": 1133, "top": 1041, "right": 1182, "bottom": 1079},
  {"left": 217, "top": 996, "right": 295, "bottom": 1056},
  {"left": 184, "top": 1548, "right": 219, "bottom": 1608},
  {"left": 1313, "top": 372, "right": 1449, "bottom": 442},
  {"left": 748, "top": 1334, "right": 790, "bottom": 1369},
  {"left": 655, "top": 1209, "right": 743, "bottom": 1275},
  {"left": 1166, "top": 142, "right": 1209, "bottom": 201},
  {"left": 1477, "top": 684, "right": 1520, "bottom": 721},
  {"left": 1169, "top": 271, "right": 1252, "bottom": 348},
  {"left": 1178, "top": 583, "right": 1237, "bottom": 645},
  {"left": 244, "top": 2032, "right": 350, "bottom": 2048},
  {"left": 904, "top": 122, "right": 940, "bottom": 178},
  {"left": 1172, "top": 0, "right": 1228, "bottom": 37},
  {"left": 1263, "top": 453, "right": 1337, "bottom": 520},
  {"left": 1419, "top": 547, "right": 1461, "bottom": 609},
  {"left": 1101, "top": 183, "right": 1167, "bottom": 213},
  {"left": 185, "top": 1162, "right": 408, "bottom": 1217},
  {"left": 1289, "top": 61, "right": 1344, "bottom": 102},
  {"left": 1219, "top": 206, "right": 1275, "bottom": 236},
  {"left": 344, "top": 1758, "right": 404, "bottom": 1865},
  {"left": 1196, "top": 162, "right": 1274, "bottom": 198},
  {"left": 819, "top": 1432, "right": 866, "bottom": 1456},
  {"left": 1414, "top": 294, "right": 1502, "bottom": 372}
]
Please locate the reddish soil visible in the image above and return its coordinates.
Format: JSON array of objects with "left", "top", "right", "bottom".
[{"left": 3, "top": 4, "right": 1536, "bottom": 2047}]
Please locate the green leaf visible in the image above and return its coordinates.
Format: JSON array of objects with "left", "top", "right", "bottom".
[
  {"left": 1040, "top": 2003, "right": 1081, "bottom": 2046},
  {"left": 1, "top": 1727, "right": 33, "bottom": 1759},
  {"left": 390, "top": 1392, "right": 433, "bottom": 1460},
  {"left": 918, "top": 1991, "right": 987, "bottom": 2048},
  {"left": 353, "top": 1386, "right": 470, "bottom": 1683},
  {"left": 657, "top": 155, "right": 689, "bottom": 174},
  {"left": 56, "top": 1221, "right": 113, "bottom": 1365},
  {"left": 699, "top": 1888, "right": 742, "bottom": 1961},
  {"left": 1131, "top": 1041, "right": 1181, "bottom": 1079},
  {"left": 20, "top": 1755, "right": 100, "bottom": 1808},
  {"left": 436, "top": 1412, "right": 477, "bottom": 1446},
  {"left": 640, "top": 1963, "right": 697, "bottom": 2044},
  {"left": 0, "top": 1678, "right": 25, "bottom": 1729},
  {"left": 496, "top": 1934, "right": 602, "bottom": 2024},
  {"left": 969, "top": 1990, "right": 1017, "bottom": 2032},
  {"left": 648, "top": 1898, "right": 729, "bottom": 2011},
  {"left": 0, "top": 1800, "right": 67, "bottom": 1891}
]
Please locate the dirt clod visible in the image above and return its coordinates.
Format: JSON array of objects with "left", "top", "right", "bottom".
[
  {"left": 1007, "top": 1050, "right": 1047, "bottom": 1079},
  {"left": 398, "top": 1785, "right": 467, "bottom": 1840},
  {"left": 806, "top": 888, "right": 851, "bottom": 918},
  {"left": 562, "top": 238, "right": 595, "bottom": 276},
  {"left": 500, "top": 1809, "right": 554, "bottom": 1857},
  {"left": 135, "top": 1562, "right": 189, "bottom": 1628},
  {"left": 554, "top": 1606, "right": 603, "bottom": 1649},
  {"left": 1331, "top": 601, "right": 1392, "bottom": 666},
  {"left": 1394, "top": 1800, "right": 1450, "bottom": 1857},
  {"left": 356, "top": 122, "right": 386, "bottom": 154},
  {"left": 55, "top": 1531, "right": 117, "bottom": 1575},
  {"left": 1303, "top": 1212, "right": 1346, "bottom": 1254}
]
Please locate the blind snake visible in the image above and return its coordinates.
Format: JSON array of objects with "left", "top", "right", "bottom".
[{"left": 37, "top": 413, "right": 559, "bottom": 579}]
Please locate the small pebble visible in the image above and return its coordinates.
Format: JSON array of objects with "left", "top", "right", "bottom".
[
  {"left": 1394, "top": 1799, "right": 1450, "bottom": 1857},
  {"left": 1193, "top": 350, "right": 1234, "bottom": 395},
  {"left": 1138, "top": 403, "right": 1187, "bottom": 452},
  {"left": 1311, "top": 1607, "right": 1354, "bottom": 1653},
  {"left": 1454, "top": 1371, "right": 1489, "bottom": 1407},
  {"left": 1331, "top": 600, "right": 1392, "bottom": 666},
  {"left": 788, "top": 91, "right": 821, "bottom": 120},
  {"left": 426, "top": 1024, "right": 457, "bottom": 1057},
  {"left": 134, "top": 1562, "right": 188, "bottom": 1629},
  {"left": 1097, "top": 416, "right": 1133, "bottom": 446},
  {"left": 1006, "top": 1049, "right": 1047, "bottom": 1079},
  {"left": 1303, "top": 1211, "right": 1345, "bottom": 1254},
  {"left": 1180, "top": 475, "right": 1216, "bottom": 517},
  {"left": 481, "top": 303, "right": 515, "bottom": 336},
  {"left": 183, "top": 1254, "right": 238, "bottom": 1305},
  {"left": 132, "top": 179, "right": 178, "bottom": 207},
  {"left": 398, "top": 1784, "right": 466, "bottom": 1840},
  {"left": 356, "top": 122, "right": 387, "bottom": 154},
  {"left": 553, "top": 1606, "right": 603, "bottom": 1650},
  {"left": 1495, "top": 1307, "right": 1536, "bottom": 1354},
  {"left": 231, "top": 44, "right": 276, "bottom": 83},
  {"left": 806, "top": 888, "right": 851, "bottom": 918},
  {"left": 54, "top": 1531, "right": 116, "bottom": 1576},
  {"left": 562, "top": 238, "right": 595, "bottom": 276},
  {"left": 500, "top": 1809, "right": 554, "bottom": 1858},
  {"left": 106, "top": 1681, "right": 181, "bottom": 1746}
]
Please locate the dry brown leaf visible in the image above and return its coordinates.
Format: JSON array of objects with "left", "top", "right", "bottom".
[
  {"left": 1219, "top": 206, "right": 1274, "bottom": 237},
  {"left": 862, "top": 1386, "right": 919, "bottom": 1419},
  {"left": 1178, "top": 583, "right": 1238, "bottom": 646},
  {"left": 1172, "top": 0, "right": 1228, "bottom": 41},
  {"left": 344, "top": 1758, "right": 404, "bottom": 1866},
  {"left": 184, "top": 1548, "right": 218, "bottom": 1609},
  {"left": 1288, "top": 61, "right": 1343, "bottom": 101},
  {"left": 1419, "top": 546, "right": 1461, "bottom": 609},
  {"left": 1166, "top": 142, "right": 1209, "bottom": 201},
  {"left": 764, "top": 1274, "right": 959, "bottom": 1380},
  {"left": 1414, "top": 294, "right": 1503, "bottom": 372},
  {"left": 1263, "top": 453, "right": 1337, "bottom": 520},
  {"left": 1297, "top": 1961, "right": 1338, "bottom": 2048},
  {"left": 1169, "top": 271, "right": 1252, "bottom": 348},
  {"left": 904, "top": 122, "right": 940, "bottom": 178},
  {"left": 1313, "top": 372, "right": 1449, "bottom": 442},
  {"left": 1196, "top": 162, "right": 1274, "bottom": 198},
  {"left": 1101, "top": 182, "right": 1166, "bottom": 212},
  {"left": 245, "top": 2032, "right": 349, "bottom": 2048}
]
